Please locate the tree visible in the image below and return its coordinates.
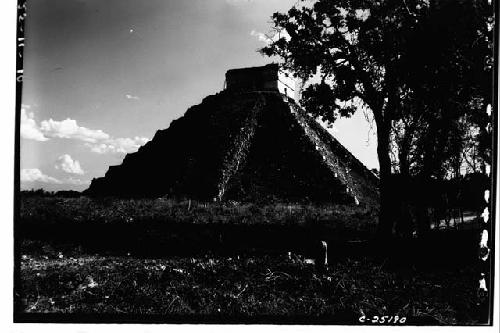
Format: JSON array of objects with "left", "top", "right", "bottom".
[
  {"left": 261, "top": 0, "right": 493, "bottom": 238},
  {"left": 261, "top": 0, "right": 429, "bottom": 238},
  {"left": 388, "top": 0, "right": 492, "bottom": 235},
  {"left": 401, "top": 0, "right": 491, "bottom": 178}
]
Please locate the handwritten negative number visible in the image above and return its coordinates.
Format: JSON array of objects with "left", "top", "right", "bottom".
[{"left": 359, "top": 315, "right": 406, "bottom": 324}]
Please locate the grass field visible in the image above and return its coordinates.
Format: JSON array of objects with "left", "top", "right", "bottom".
[
  {"left": 18, "top": 251, "right": 481, "bottom": 324},
  {"left": 19, "top": 196, "right": 377, "bottom": 230},
  {"left": 15, "top": 195, "right": 487, "bottom": 324},
  {"left": 18, "top": 196, "right": 378, "bottom": 256}
]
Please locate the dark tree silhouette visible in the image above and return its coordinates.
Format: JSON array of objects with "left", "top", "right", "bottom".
[
  {"left": 261, "top": 0, "right": 493, "bottom": 238},
  {"left": 387, "top": 0, "right": 493, "bottom": 235},
  {"left": 261, "top": 0, "right": 430, "bottom": 238},
  {"left": 397, "top": 0, "right": 492, "bottom": 179}
]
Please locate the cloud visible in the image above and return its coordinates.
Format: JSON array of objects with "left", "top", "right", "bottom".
[
  {"left": 55, "top": 154, "right": 84, "bottom": 174},
  {"left": 66, "top": 178, "right": 91, "bottom": 186},
  {"left": 87, "top": 136, "right": 149, "bottom": 154},
  {"left": 21, "top": 168, "right": 62, "bottom": 184},
  {"left": 250, "top": 30, "right": 271, "bottom": 44},
  {"left": 125, "top": 94, "right": 140, "bottom": 100},
  {"left": 250, "top": 29, "right": 289, "bottom": 45},
  {"left": 40, "top": 118, "right": 110, "bottom": 143},
  {"left": 20, "top": 168, "right": 90, "bottom": 186},
  {"left": 21, "top": 109, "right": 48, "bottom": 141},
  {"left": 20, "top": 110, "right": 149, "bottom": 155}
]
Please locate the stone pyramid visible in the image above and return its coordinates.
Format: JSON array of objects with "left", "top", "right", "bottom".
[{"left": 86, "top": 65, "right": 379, "bottom": 205}]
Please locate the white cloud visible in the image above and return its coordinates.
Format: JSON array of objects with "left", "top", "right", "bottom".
[
  {"left": 20, "top": 109, "right": 48, "bottom": 141},
  {"left": 40, "top": 118, "right": 110, "bottom": 143},
  {"left": 66, "top": 178, "right": 91, "bottom": 186},
  {"left": 250, "top": 30, "right": 271, "bottom": 44},
  {"left": 87, "top": 136, "right": 149, "bottom": 154},
  {"left": 250, "top": 29, "right": 289, "bottom": 45},
  {"left": 55, "top": 154, "right": 84, "bottom": 175},
  {"left": 20, "top": 110, "right": 149, "bottom": 155},
  {"left": 125, "top": 94, "right": 140, "bottom": 100},
  {"left": 20, "top": 168, "right": 91, "bottom": 187},
  {"left": 21, "top": 168, "right": 62, "bottom": 184}
]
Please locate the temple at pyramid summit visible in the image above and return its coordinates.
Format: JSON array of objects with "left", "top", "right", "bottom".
[
  {"left": 86, "top": 64, "right": 379, "bottom": 205},
  {"left": 225, "top": 63, "right": 297, "bottom": 100}
]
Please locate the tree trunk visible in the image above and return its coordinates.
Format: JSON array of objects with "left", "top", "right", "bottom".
[
  {"left": 376, "top": 121, "right": 394, "bottom": 240},
  {"left": 397, "top": 142, "right": 413, "bottom": 237},
  {"left": 414, "top": 175, "right": 432, "bottom": 236}
]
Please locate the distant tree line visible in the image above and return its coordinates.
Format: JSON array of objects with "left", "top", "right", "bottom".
[{"left": 21, "top": 189, "right": 82, "bottom": 198}]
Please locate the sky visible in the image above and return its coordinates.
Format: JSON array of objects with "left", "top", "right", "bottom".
[{"left": 20, "top": 0, "right": 378, "bottom": 192}]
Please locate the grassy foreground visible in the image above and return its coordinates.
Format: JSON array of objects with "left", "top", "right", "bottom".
[
  {"left": 17, "top": 251, "right": 480, "bottom": 324},
  {"left": 16, "top": 196, "right": 485, "bottom": 324}
]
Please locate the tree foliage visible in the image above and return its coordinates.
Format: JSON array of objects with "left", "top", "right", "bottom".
[
  {"left": 261, "top": 0, "right": 493, "bottom": 237},
  {"left": 391, "top": 0, "right": 493, "bottom": 179},
  {"left": 262, "top": 0, "right": 433, "bottom": 237}
]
